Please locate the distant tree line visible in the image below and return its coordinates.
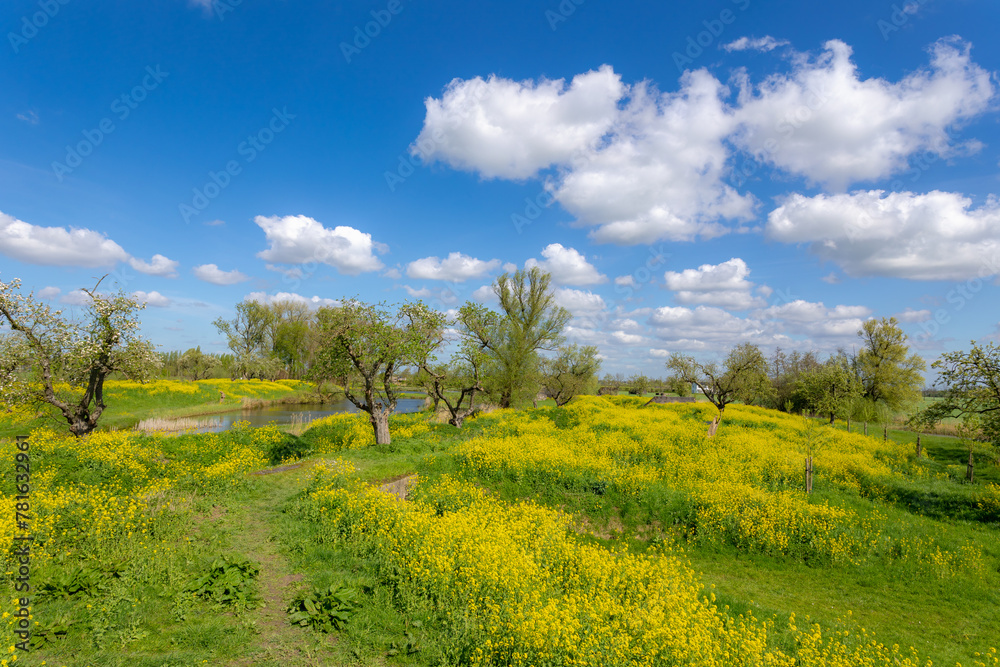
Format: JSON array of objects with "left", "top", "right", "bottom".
[{"left": 663, "top": 317, "right": 927, "bottom": 423}]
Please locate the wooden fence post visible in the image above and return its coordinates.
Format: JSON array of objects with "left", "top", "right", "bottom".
[
  {"left": 805, "top": 456, "right": 814, "bottom": 494},
  {"left": 967, "top": 450, "right": 975, "bottom": 483}
]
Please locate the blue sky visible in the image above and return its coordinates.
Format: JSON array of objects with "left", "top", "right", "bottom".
[{"left": 3, "top": 0, "right": 1000, "bottom": 379}]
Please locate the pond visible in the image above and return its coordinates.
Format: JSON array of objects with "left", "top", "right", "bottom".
[{"left": 187, "top": 398, "right": 427, "bottom": 433}]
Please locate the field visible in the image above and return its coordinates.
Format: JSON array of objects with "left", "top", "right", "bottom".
[{"left": 2, "top": 389, "right": 999, "bottom": 666}]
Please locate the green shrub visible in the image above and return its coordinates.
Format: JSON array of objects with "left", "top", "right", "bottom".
[{"left": 287, "top": 583, "right": 361, "bottom": 632}]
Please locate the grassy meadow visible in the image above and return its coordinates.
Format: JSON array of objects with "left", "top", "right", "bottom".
[{"left": 2, "top": 385, "right": 999, "bottom": 666}]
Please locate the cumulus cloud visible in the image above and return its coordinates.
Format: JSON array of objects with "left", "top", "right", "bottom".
[
  {"left": 413, "top": 65, "right": 625, "bottom": 179},
  {"left": 60, "top": 289, "right": 94, "bottom": 306},
  {"left": 132, "top": 290, "right": 171, "bottom": 307},
  {"left": 767, "top": 189, "right": 1000, "bottom": 280},
  {"left": 614, "top": 275, "right": 635, "bottom": 287},
  {"left": 0, "top": 210, "right": 129, "bottom": 267},
  {"left": 663, "top": 257, "right": 765, "bottom": 309},
  {"left": 894, "top": 308, "right": 932, "bottom": 323},
  {"left": 416, "top": 68, "right": 754, "bottom": 246},
  {"left": 525, "top": 243, "right": 606, "bottom": 285},
  {"left": 553, "top": 287, "right": 606, "bottom": 315},
  {"left": 471, "top": 285, "right": 496, "bottom": 303},
  {"left": 192, "top": 264, "right": 250, "bottom": 285},
  {"left": 382, "top": 267, "right": 402, "bottom": 279},
  {"left": 649, "top": 305, "right": 765, "bottom": 345},
  {"left": 756, "top": 300, "right": 870, "bottom": 337},
  {"left": 649, "top": 348, "right": 670, "bottom": 358},
  {"left": 407, "top": 252, "right": 500, "bottom": 282},
  {"left": 733, "top": 37, "right": 995, "bottom": 189},
  {"left": 255, "top": 215, "right": 387, "bottom": 275},
  {"left": 129, "top": 254, "right": 179, "bottom": 277},
  {"left": 612, "top": 330, "right": 645, "bottom": 345},
  {"left": 246, "top": 291, "right": 339, "bottom": 308},
  {"left": 555, "top": 71, "right": 754, "bottom": 244},
  {"left": 723, "top": 36, "right": 789, "bottom": 52},
  {"left": 38, "top": 286, "right": 60, "bottom": 300}
]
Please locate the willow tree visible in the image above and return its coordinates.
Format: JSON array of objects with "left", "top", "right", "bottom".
[
  {"left": 855, "top": 317, "right": 925, "bottom": 412},
  {"left": 463, "top": 268, "right": 571, "bottom": 408},
  {"left": 0, "top": 277, "right": 158, "bottom": 436},
  {"left": 311, "top": 299, "right": 443, "bottom": 444}
]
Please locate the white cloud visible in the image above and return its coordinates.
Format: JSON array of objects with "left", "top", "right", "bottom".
[
  {"left": 413, "top": 65, "right": 625, "bottom": 179},
  {"left": 649, "top": 348, "right": 670, "bottom": 358},
  {"left": 722, "top": 36, "right": 789, "bottom": 52},
  {"left": 525, "top": 243, "right": 606, "bottom": 285},
  {"left": 60, "top": 290, "right": 93, "bottom": 306},
  {"left": 382, "top": 267, "right": 402, "bottom": 279},
  {"left": 205, "top": 219, "right": 225, "bottom": 226},
  {"left": 265, "top": 264, "right": 304, "bottom": 280},
  {"left": 649, "top": 305, "right": 764, "bottom": 344},
  {"left": 756, "top": 300, "right": 870, "bottom": 337},
  {"left": 767, "top": 189, "right": 1000, "bottom": 280},
  {"left": 0, "top": 210, "right": 129, "bottom": 267},
  {"left": 471, "top": 285, "right": 496, "bottom": 303},
  {"left": 16, "top": 110, "right": 39, "bottom": 125},
  {"left": 417, "top": 67, "right": 753, "bottom": 246},
  {"left": 502, "top": 262, "right": 517, "bottom": 273},
  {"left": 407, "top": 252, "right": 500, "bottom": 282},
  {"left": 663, "top": 257, "right": 765, "bottom": 309},
  {"left": 132, "top": 290, "right": 171, "bottom": 307},
  {"left": 129, "top": 254, "right": 179, "bottom": 278},
  {"left": 612, "top": 330, "right": 645, "bottom": 345},
  {"left": 246, "top": 291, "right": 339, "bottom": 308},
  {"left": 402, "top": 285, "right": 434, "bottom": 299},
  {"left": 554, "top": 287, "right": 606, "bottom": 315},
  {"left": 255, "top": 215, "right": 386, "bottom": 275},
  {"left": 192, "top": 264, "right": 250, "bottom": 285},
  {"left": 733, "top": 38, "right": 995, "bottom": 189},
  {"left": 894, "top": 308, "right": 932, "bottom": 323},
  {"left": 821, "top": 272, "right": 841, "bottom": 285},
  {"left": 614, "top": 275, "right": 635, "bottom": 287},
  {"left": 555, "top": 71, "right": 754, "bottom": 244},
  {"left": 38, "top": 286, "right": 60, "bottom": 300},
  {"left": 664, "top": 257, "right": 754, "bottom": 291}
]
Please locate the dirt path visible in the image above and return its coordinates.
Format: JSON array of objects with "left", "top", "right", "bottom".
[{"left": 220, "top": 463, "right": 336, "bottom": 666}]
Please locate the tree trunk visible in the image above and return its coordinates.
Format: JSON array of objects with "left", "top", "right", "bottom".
[
  {"left": 915, "top": 436, "right": 921, "bottom": 457},
  {"left": 967, "top": 449, "right": 974, "bottom": 483},
  {"left": 864, "top": 422, "right": 868, "bottom": 436},
  {"left": 371, "top": 406, "right": 391, "bottom": 445},
  {"left": 829, "top": 412, "right": 835, "bottom": 424},
  {"left": 847, "top": 417, "right": 851, "bottom": 433},
  {"left": 449, "top": 414, "right": 464, "bottom": 428}
]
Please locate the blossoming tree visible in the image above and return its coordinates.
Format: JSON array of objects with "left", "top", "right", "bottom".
[{"left": 0, "top": 277, "right": 159, "bottom": 436}]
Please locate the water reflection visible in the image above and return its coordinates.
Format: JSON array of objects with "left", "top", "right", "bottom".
[{"left": 189, "top": 398, "right": 426, "bottom": 433}]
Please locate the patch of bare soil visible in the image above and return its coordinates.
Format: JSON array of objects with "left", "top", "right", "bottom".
[{"left": 376, "top": 474, "right": 418, "bottom": 501}]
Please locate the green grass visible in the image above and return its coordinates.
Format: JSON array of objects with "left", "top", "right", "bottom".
[{"left": 14, "top": 392, "right": 1000, "bottom": 666}]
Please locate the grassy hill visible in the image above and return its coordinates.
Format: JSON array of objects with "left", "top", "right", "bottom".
[{"left": 3, "top": 391, "right": 998, "bottom": 666}]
